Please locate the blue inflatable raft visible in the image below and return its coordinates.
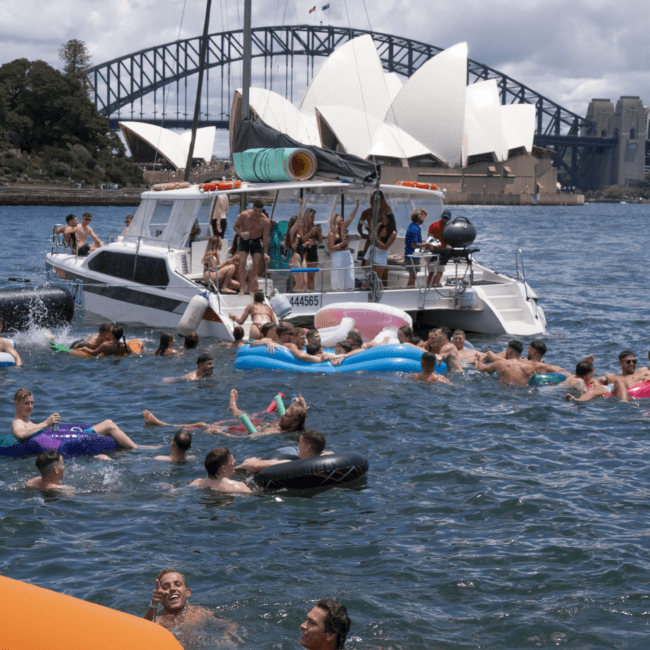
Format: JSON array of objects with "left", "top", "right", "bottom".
[
  {"left": 0, "top": 423, "right": 118, "bottom": 458},
  {"left": 233, "top": 343, "right": 447, "bottom": 374}
]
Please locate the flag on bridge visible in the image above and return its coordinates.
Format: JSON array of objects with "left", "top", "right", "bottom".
[
  {"left": 322, "top": 3, "right": 330, "bottom": 8},
  {"left": 309, "top": 5, "right": 316, "bottom": 13}
]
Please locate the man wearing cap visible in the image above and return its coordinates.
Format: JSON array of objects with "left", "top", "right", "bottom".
[{"left": 426, "top": 209, "right": 452, "bottom": 286}]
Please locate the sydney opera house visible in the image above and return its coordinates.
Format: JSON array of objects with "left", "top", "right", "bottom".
[{"left": 229, "top": 35, "right": 561, "bottom": 203}]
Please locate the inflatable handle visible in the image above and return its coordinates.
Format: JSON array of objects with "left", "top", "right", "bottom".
[
  {"left": 264, "top": 392, "right": 285, "bottom": 413},
  {"left": 274, "top": 395, "right": 286, "bottom": 415},
  {"left": 239, "top": 413, "right": 257, "bottom": 434}
]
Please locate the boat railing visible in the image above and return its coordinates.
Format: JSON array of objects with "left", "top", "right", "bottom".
[
  {"left": 51, "top": 224, "right": 81, "bottom": 260},
  {"left": 515, "top": 248, "right": 543, "bottom": 322},
  {"left": 205, "top": 255, "right": 224, "bottom": 313}
]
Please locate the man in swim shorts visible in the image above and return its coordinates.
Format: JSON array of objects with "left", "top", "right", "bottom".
[
  {"left": 144, "top": 568, "right": 219, "bottom": 628},
  {"left": 76, "top": 212, "right": 104, "bottom": 254},
  {"left": 229, "top": 290, "right": 277, "bottom": 339},
  {"left": 233, "top": 199, "right": 271, "bottom": 295},
  {"left": 0, "top": 316, "right": 22, "bottom": 366},
  {"left": 25, "top": 450, "right": 72, "bottom": 491},
  {"left": 190, "top": 447, "right": 252, "bottom": 493},
  {"left": 474, "top": 340, "right": 536, "bottom": 386},
  {"left": 12, "top": 388, "right": 138, "bottom": 449},
  {"left": 142, "top": 389, "right": 308, "bottom": 437},
  {"left": 300, "top": 597, "right": 351, "bottom": 650},
  {"left": 235, "top": 431, "right": 331, "bottom": 474},
  {"left": 155, "top": 429, "right": 192, "bottom": 462},
  {"left": 182, "top": 354, "right": 214, "bottom": 380},
  {"left": 410, "top": 351, "right": 450, "bottom": 384}
]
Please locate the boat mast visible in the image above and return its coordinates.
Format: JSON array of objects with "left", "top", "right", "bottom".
[
  {"left": 184, "top": 0, "right": 213, "bottom": 182},
  {"left": 242, "top": 0, "right": 252, "bottom": 120}
]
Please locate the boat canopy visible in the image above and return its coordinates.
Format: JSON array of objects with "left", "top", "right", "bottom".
[{"left": 233, "top": 118, "right": 380, "bottom": 185}]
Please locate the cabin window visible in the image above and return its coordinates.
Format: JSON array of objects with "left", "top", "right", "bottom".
[
  {"left": 149, "top": 201, "right": 174, "bottom": 239},
  {"left": 88, "top": 251, "right": 169, "bottom": 287}
]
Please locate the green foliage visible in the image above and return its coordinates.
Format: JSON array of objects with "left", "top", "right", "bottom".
[{"left": 0, "top": 58, "right": 143, "bottom": 185}]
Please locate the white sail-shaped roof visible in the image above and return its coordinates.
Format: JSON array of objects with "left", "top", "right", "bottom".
[
  {"left": 465, "top": 80, "right": 504, "bottom": 162},
  {"left": 242, "top": 88, "right": 320, "bottom": 146},
  {"left": 119, "top": 122, "right": 215, "bottom": 169},
  {"left": 300, "top": 35, "right": 393, "bottom": 121},
  {"left": 501, "top": 104, "right": 536, "bottom": 156},
  {"left": 315, "top": 105, "right": 435, "bottom": 162},
  {"left": 386, "top": 42, "right": 468, "bottom": 167},
  {"left": 383, "top": 72, "right": 404, "bottom": 103}
]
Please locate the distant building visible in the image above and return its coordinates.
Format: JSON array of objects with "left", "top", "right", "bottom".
[
  {"left": 585, "top": 97, "right": 646, "bottom": 188},
  {"left": 119, "top": 122, "right": 216, "bottom": 171}
]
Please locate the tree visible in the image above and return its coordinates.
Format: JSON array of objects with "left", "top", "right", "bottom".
[{"left": 59, "top": 39, "right": 92, "bottom": 97}]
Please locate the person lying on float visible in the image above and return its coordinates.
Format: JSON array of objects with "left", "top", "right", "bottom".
[
  {"left": 250, "top": 321, "right": 336, "bottom": 363},
  {"left": 235, "top": 431, "right": 332, "bottom": 474},
  {"left": 0, "top": 316, "right": 22, "bottom": 366}
]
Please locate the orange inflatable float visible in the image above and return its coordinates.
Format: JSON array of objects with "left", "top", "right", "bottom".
[
  {"left": 71, "top": 339, "right": 144, "bottom": 358},
  {"left": 0, "top": 575, "right": 183, "bottom": 650}
]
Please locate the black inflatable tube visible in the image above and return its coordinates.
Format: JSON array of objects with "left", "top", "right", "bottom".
[
  {"left": 253, "top": 452, "right": 369, "bottom": 490},
  {"left": 0, "top": 286, "right": 74, "bottom": 331}
]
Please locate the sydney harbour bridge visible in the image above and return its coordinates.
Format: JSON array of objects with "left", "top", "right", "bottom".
[{"left": 86, "top": 25, "right": 616, "bottom": 191}]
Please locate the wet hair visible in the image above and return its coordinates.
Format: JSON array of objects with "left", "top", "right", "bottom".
[
  {"left": 35, "top": 450, "right": 61, "bottom": 478},
  {"left": 184, "top": 332, "right": 199, "bottom": 349},
  {"left": 65, "top": 213, "right": 76, "bottom": 223},
  {"left": 155, "top": 332, "right": 174, "bottom": 356},
  {"left": 306, "top": 342, "right": 322, "bottom": 355},
  {"left": 284, "top": 403, "right": 307, "bottom": 431},
  {"left": 453, "top": 329, "right": 465, "bottom": 338},
  {"left": 507, "top": 340, "right": 523, "bottom": 356},
  {"left": 306, "top": 328, "right": 320, "bottom": 344},
  {"left": 204, "top": 447, "right": 231, "bottom": 477},
  {"left": 111, "top": 326, "right": 128, "bottom": 353},
  {"left": 173, "top": 428, "right": 192, "bottom": 451},
  {"left": 421, "top": 351, "right": 438, "bottom": 370},
  {"left": 575, "top": 361, "right": 594, "bottom": 378},
  {"left": 156, "top": 567, "right": 188, "bottom": 588},
  {"left": 233, "top": 326, "right": 244, "bottom": 341},
  {"left": 276, "top": 322, "right": 295, "bottom": 338},
  {"left": 346, "top": 330, "right": 363, "bottom": 348},
  {"left": 99, "top": 323, "right": 112, "bottom": 333},
  {"left": 14, "top": 388, "right": 33, "bottom": 403},
  {"left": 253, "top": 290, "right": 264, "bottom": 303},
  {"left": 261, "top": 322, "right": 276, "bottom": 337},
  {"left": 410, "top": 336, "right": 422, "bottom": 345},
  {"left": 438, "top": 327, "right": 453, "bottom": 341},
  {"left": 316, "top": 598, "right": 351, "bottom": 649},
  {"left": 252, "top": 199, "right": 264, "bottom": 208},
  {"left": 530, "top": 340, "right": 547, "bottom": 357},
  {"left": 398, "top": 325, "right": 413, "bottom": 339},
  {"left": 619, "top": 350, "right": 635, "bottom": 361},
  {"left": 301, "top": 430, "right": 325, "bottom": 455},
  {"left": 335, "top": 340, "right": 352, "bottom": 354},
  {"left": 197, "top": 353, "right": 213, "bottom": 366},
  {"left": 0, "top": 316, "right": 3, "bottom": 328}
]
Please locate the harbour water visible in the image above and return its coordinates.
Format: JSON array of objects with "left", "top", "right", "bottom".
[{"left": 1, "top": 203, "right": 650, "bottom": 649}]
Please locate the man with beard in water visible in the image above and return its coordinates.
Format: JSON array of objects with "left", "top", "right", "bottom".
[{"left": 144, "top": 569, "right": 214, "bottom": 628}]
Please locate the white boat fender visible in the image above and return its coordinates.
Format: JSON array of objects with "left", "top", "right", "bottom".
[
  {"left": 270, "top": 293, "right": 292, "bottom": 320},
  {"left": 177, "top": 294, "right": 209, "bottom": 336}
]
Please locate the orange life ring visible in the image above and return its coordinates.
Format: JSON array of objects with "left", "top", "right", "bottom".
[
  {"left": 396, "top": 180, "right": 438, "bottom": 191},
  {"left": 0, "top": 575, "right": 183, "bottom": 650}
]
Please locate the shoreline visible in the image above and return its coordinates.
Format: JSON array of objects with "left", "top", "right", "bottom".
[{"left": 0, "top": 185, "right": 628, "bottom": 207}]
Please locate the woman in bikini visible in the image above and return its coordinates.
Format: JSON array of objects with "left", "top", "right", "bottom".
[
  {"left": 202, "top": 236, "right": 239, "bottom": 293},
  {"left": 302, "top": 208, "right": 322, "bottom": 292},
  {"left": 286, "top": 197, "right": 307, "bottom": 292}
]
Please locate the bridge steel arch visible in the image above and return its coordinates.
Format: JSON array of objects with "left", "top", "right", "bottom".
[{"left": 88, "top": 25, "right": 607, "bottom": 189}]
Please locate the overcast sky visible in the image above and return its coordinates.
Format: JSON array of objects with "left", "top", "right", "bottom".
[{"left": 3, "top": 0, "right": 648, "bottom": 156}]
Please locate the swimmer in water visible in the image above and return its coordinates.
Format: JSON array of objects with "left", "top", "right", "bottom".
[
  {"left": 143, "top": 389, "right": 308, "bottom": 437},
  {"left": 300, "top": 598, "right": 351, "bottom": 650},
  {"left": 474, "top": 340, "right": 536, "bottom": 386},
  {"left": 524, "top": 340, "right": 569, "bottom": 375},
  {"left": 0, "top": 316, "right": 22, "bottom": 366},
  {"left": 25, "top": 450, "right": 72, "bottom": 491},
  {"left": 12, "top": 388, "right": 138, "bottom": 449},
  {"left": 423, "top": 327, "right": 462, "bottom": 372},
  {"left": 235, "top": 430, "right": 332, "bottom": 474},
  {"left": 190, "top": 447, "right": 252, "bottom": 493},
  {"left": 74, "top": 325, "right": 134, "bottom": 357},
  {"left": 219, "top": 326, "right": 245, "bottom": 348},
  {"left": 154, "top": 332, "right": 178, "bottom": 356},
  {"left": 229, "top": 290, "right": 277, "bottom": 339},
  {"left": 155, "top": 429, "right": 192, "bottom": 462},
  {"left": 144, "top": 568, "right": 231, "bottom": 631},
  {"left": 72, "top": 322, "right": 112, "bottom": 351},
  {"left": 409, "top": 351, "right": 451, "bottom": 384},
  {"left": 452, "top": 329, "right": 482, "bottom": 363},
  {"left": 181, "top": 354, "right": 214, "bottom": 381}
]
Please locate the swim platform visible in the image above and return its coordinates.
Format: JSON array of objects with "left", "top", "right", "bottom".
[{"left": 233, "top": 343, "right": 447, "bottom": 374}]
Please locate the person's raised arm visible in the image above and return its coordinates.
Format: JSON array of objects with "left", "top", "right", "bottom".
[
  {"left": 235, "top": 457, "right": 289, "bottom": 473},
  {"left": 143, "top": 578, "right": 164, "bottom": 621},
  {"left": 12, "top": 412, "right": 60, "bottom": 440},
  {"left": 290, "top": 198, "right": 304, "bottom": 239}
]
